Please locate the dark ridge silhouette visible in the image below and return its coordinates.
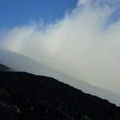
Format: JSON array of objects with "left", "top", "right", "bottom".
[
  {"left": 0, "top": 64, "right": 11, "bottom": 71},
  {"left": 0, "top": 71, "right": 120, "bottom": 120}
]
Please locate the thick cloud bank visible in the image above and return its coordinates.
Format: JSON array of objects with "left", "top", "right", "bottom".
[{"left": 1, "top": 0, "right": 120, "bottom": 95}]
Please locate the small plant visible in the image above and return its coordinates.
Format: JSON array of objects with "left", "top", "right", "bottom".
[
  {"left": 14, "top": 105, "right": 20, "bottom": 114},
  {"left": 80, "top": 115, "right": 90, "bottom": 120},
  {"left": 0, "top": 88, "right": 11, "bottom": 98}
]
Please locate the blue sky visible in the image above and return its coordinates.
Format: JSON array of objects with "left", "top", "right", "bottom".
[
  {"left": 0, "top": 0, "right": 77, "bottom": 29},
  {"left": 0, "top": 0, "right": 120, "bottom": 29}
]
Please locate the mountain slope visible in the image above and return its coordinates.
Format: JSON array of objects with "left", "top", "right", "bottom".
[
  {"left": 0, "top": 71, "right": 120, "bottom": 120},
  {"left": 0, "top": 49, "right": 57, "bottom": 76},
  {"left": 1, "top": 49, "right": 120, "bottom": 106},
  {"left": 0, "top": 64, "right": 11, "bottom": 71}
]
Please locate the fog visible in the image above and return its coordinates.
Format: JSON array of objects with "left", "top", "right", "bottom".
[
  {"left": 1, "top": 0, "right": 120, "bottom": 105},
  {"left": 1, "top": 50, "right": 120, "bottom": 106}
]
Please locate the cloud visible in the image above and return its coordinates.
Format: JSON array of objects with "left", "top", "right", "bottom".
[{"left": 1, "top": 0, "right": 120, "bottom": 96}]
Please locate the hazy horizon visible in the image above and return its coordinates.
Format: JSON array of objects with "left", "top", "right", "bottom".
[
  {"left": 1, "top": 0, "right": 120, "bottom": 105},
  {"left": 1, "top": 49, "right": 120, "bottom": 106}
]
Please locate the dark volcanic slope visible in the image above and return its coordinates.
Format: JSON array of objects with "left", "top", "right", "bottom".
[
  {"left": 0, "top": 72, "right": 120, "bottom": 120},
  {"left": 0, "top": 64, "right": 11, "bottom": 71}
]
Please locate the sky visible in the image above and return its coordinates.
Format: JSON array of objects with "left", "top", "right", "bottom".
[
  {"left": 1, "top": 0, "right": 120, "bottom": 105},
  {"left": 0, "top": 0, "right": 77, "bottom": 29}
]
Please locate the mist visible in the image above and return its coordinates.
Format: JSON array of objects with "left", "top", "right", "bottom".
[{"left": 1, "top": 0, "right": 120, "bottom": 102}]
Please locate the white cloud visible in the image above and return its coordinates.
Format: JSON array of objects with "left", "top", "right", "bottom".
[
  {"left": 77, "top": 0, "right": 91, "bottom": 6},
  {"left": 1, "top": 0, "right": 120, "bottom": 96}
]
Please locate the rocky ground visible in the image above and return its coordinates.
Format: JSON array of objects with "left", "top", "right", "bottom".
[
  {"left": 0, "top": 71, "right": 120, "bottom": 120},
  {"left": 0, "top": 64, "right": 11, "bottom": 71}
]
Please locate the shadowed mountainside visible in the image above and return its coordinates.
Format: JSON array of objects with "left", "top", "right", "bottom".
[
  {"left": 0, "top": 64, "right": 11, "bottom": 71},
  {"left": 0, "top": 71, "right": 120, "bottom": 120},
  {"left": 1, "top": 50, "right": 120, "bottom": 106}
]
